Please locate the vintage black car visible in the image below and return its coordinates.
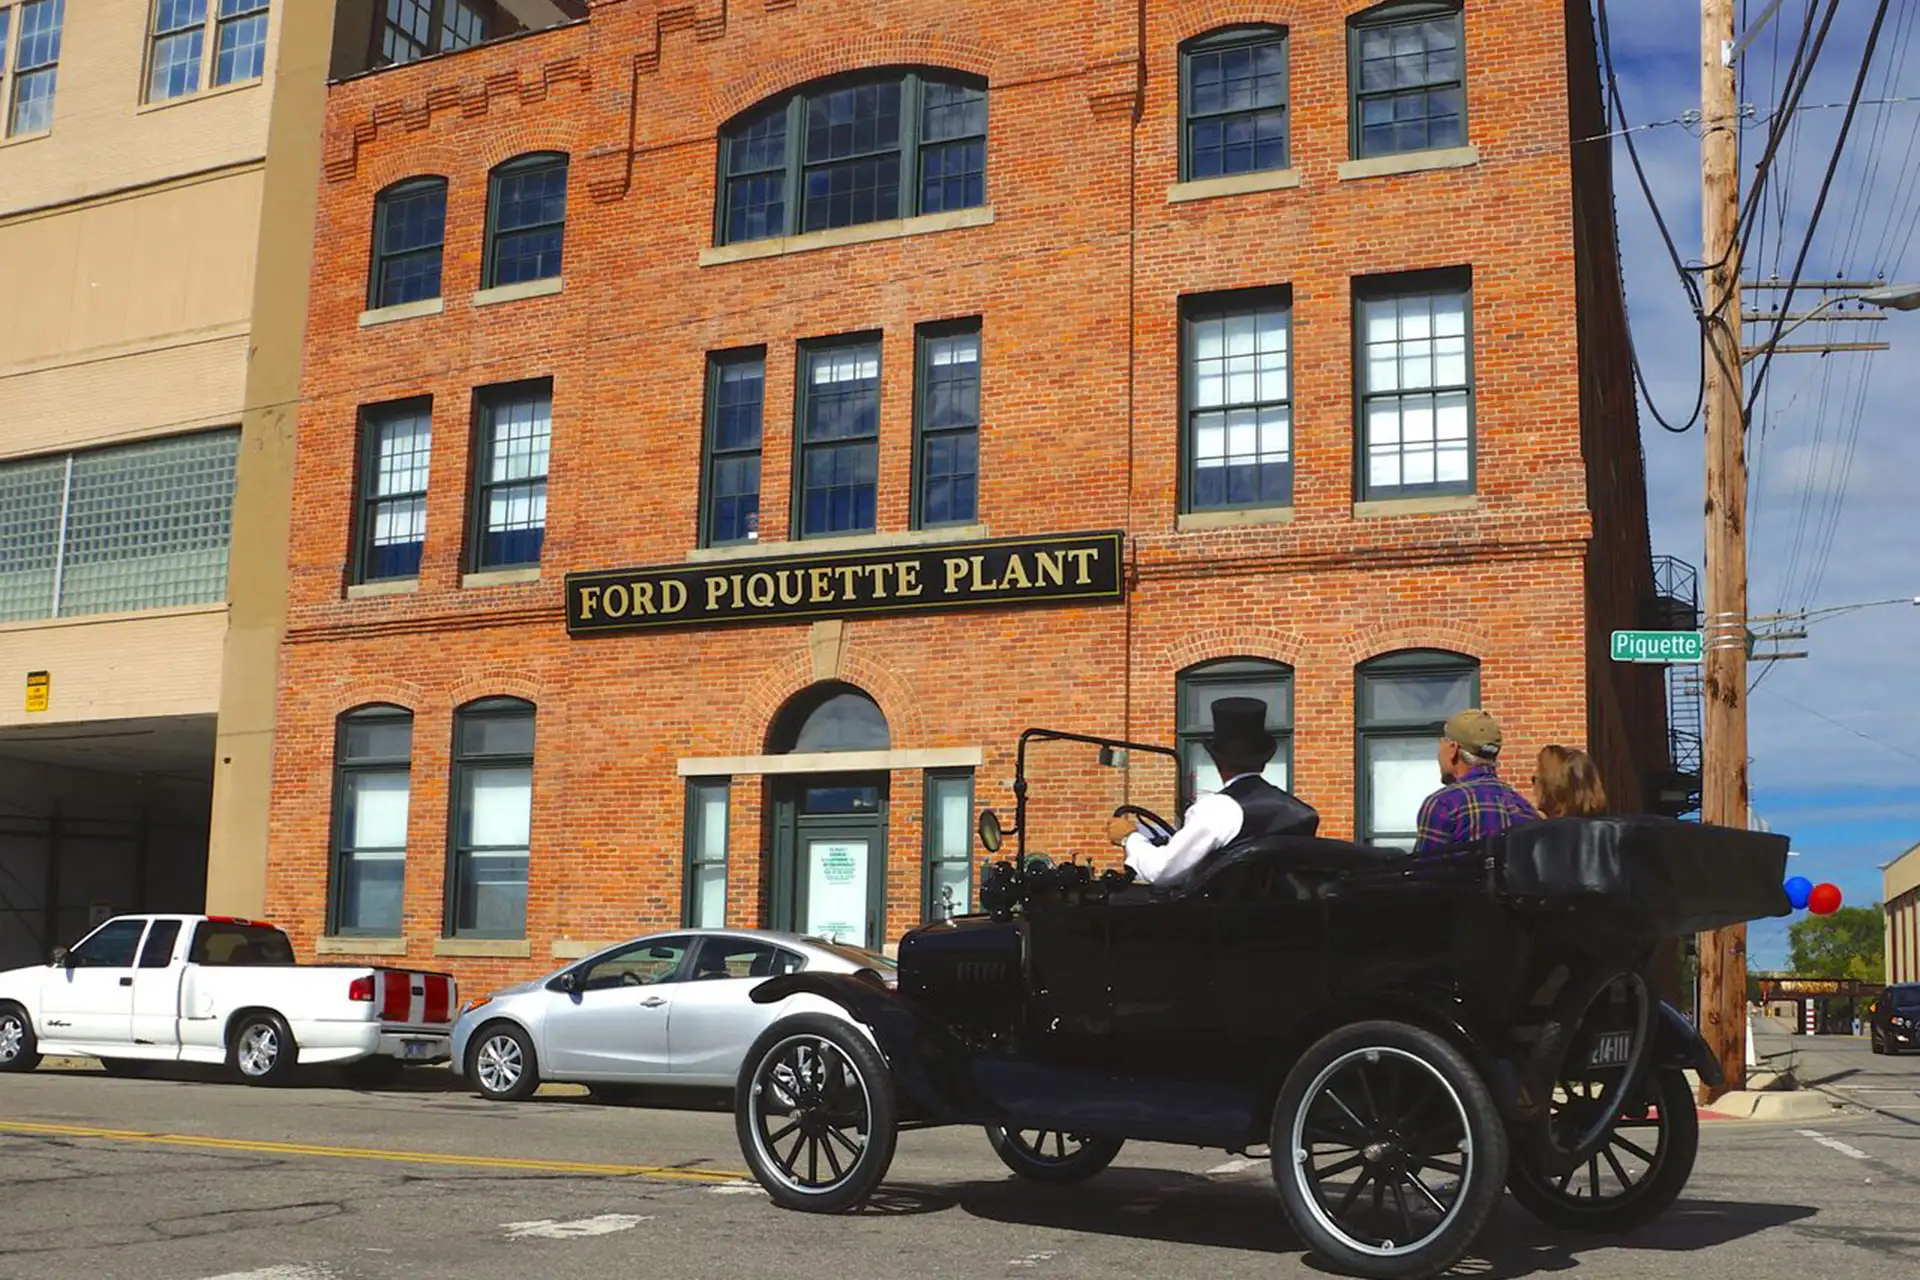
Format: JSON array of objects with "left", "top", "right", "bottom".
[{"left": 731, "top": 729, "right": 1790, "bottom": 1280}]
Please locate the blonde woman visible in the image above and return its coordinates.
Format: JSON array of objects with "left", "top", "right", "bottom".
[{"left": 1533, "top": 744, "right": 1609, "bottom": 817}]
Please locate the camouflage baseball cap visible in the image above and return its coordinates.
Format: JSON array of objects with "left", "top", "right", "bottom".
[{"left": 1443, "top": 709, "right": 1504, "bottom": 759}]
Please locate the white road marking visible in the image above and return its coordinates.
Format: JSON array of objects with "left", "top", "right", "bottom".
[
  {"left": 1008, "top": 1250, "right": 1059, "bottom": 1267},
  {"left": 501, "top": 1213, "right": 653, "bottom": 1239},
  {"left": 1206, "top": 1157, "right": 1260, "bottom": 1175},
  {"left": 707, "top": 1181, "right": 768, "bottom": 1195},
  {"left": 1795, "top": 1129, "right": 1869, "bottom": 1160},
  {"left": 197, "top": 1268, "right": 336, "bottom": 1280}
]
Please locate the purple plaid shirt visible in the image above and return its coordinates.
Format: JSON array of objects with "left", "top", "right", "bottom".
[{"left": 1413, "top": 765, "right": 1540, "bottom": 853}]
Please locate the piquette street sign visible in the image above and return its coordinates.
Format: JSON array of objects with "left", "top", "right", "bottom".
[
  {"left": 565, "top": 530, "right": 1125, "bottom": 635},
  {"left": 1610, "top": 629, "right": 1704, "bottom": 664}
]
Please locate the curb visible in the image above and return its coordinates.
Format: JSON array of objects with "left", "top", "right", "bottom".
[{"left": 1700, "top": 1089, "right": 1841, "bottom": 1122}]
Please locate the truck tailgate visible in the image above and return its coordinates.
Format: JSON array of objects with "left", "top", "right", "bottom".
[{"left": 368, "top": 969, "right": 458, "bottom": 1030}]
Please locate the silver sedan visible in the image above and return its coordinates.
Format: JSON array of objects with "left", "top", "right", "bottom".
[{"left": 450, "top": 928, "right": 895, "bottom": 1102}]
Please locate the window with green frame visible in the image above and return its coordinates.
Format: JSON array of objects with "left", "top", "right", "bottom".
[
  {"left": 327, "top": 704, "right": 413, "bottom": 937},
  {"left": 483, "top": 151, "right": 568, "bottom": 289},
  {"left": 1348, "top": 1, "right": 1466, "bottom": 160},
  {"left": 684, "top": 778, "right": 729, "bottom": 928},
  {"left": 717, "top": 68, "right": 988, "bottom": 246},
  {"left": 1175, "top": 659, "right": 1293, "bottom": 814},
  {"left": 446, "top": 696, "right": 535, "bottom": 938},
  {"left": 700, "top": 348, "right": 765, "bottom": 547},
  {"left": 913, "top": 318, "right": 980, "bottom": 528},
  {"left": 923, "top": 770, "right": 974, "bottom": 921},
  {"left": 1355, "top": 649, "right": 1478, "bottom": 848},
  {"left": 1179, "top": 25, "right": 1290, "bottom": 181},
  {"left": 1355, "top": 268, "right": 1473, "bottom": 501},
  {"left": 1181, "top": 287, "right": 1292, "bottom": 513}
]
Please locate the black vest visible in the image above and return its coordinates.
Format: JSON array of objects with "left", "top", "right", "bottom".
[{"left": 1220, "top": 774, "right": 1321, "bottom": 840}]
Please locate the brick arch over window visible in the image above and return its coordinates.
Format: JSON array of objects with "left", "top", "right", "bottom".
[
  {"left": 1345, "top": 622, "right": 1488, "bottom": 667},
  {"left": 1149, "top": 628, "right": 1311, "bottom": 679},
  {"left": 447, "top": 671, "right": 546, "bottom": 708},
  {"left": 325, "top": 681, "right": 428, "bottom": 720},
  {"left": 1169, "top": 4, "right": 1303, "bottom": 46},
  {"left": 712, "top": 62, "right": 991, "bottom": 246},
  {"left": 738, "top": 648, "right": 923, "bottom": 757},
  {"left": 706, "top": 38, "right": 999, "bottom": 128}
]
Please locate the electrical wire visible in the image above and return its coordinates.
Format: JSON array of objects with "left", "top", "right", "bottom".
[{"left": 1757, "top": 686, "right": 1920, "bottom": 768}]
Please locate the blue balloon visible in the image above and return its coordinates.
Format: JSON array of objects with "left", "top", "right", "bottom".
[{"left": 1784, "top": 875, "right": 1812, "bottom": 910}]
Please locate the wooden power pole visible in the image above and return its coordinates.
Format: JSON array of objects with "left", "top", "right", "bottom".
[{"left": 1698, "top": 0, "right": 1748, "bottom": 1101}]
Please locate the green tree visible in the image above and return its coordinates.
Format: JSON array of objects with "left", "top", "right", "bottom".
[{"left": 1787, "top": 904, "right": 1885, "bottom": 980}]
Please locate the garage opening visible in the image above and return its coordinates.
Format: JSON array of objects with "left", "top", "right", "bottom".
[{"left": 0, "top": 714, "right": 213, "bottom": 969}]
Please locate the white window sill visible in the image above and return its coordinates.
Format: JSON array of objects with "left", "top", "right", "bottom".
[
  {"left": 0, "top": 128, "right": 51, "bottom": 150},
  {"left": 1338, "top": 145, "right": 1481, "bottom": 182},
  {"left": 1352, "top": 494, "right": 1480, "bottom": 518},
  {"left": 434, "top": 938, "right": 532, "bottom": 958},
  {"left": 315, "top": 936, "right": 408, "bottom": 957},
  {"left": 346, "top": 578, "right": 420, "bottom": 599},
  {"left": 699, "top": 205, "right": 995, "bottom": 266},
  {"left": 473, "top": 276, "right": 563, "bottom": 308},
  {"left": 1168, "top": 169, "right": 1301, "bottom": 204},
  {"left": 135, "top": 78, "right": 262, "bottom": 115},
  {"left": 687, "top": 523, "right": 988, "bottom": 563},
  {"left": 462, "top": 566, "right": 541, "bottom": 588},
  {"left": 1176, "top": 507, "right": 1295, "bottom": 531},
  {"left": 359, "top": 298, "right": 444, "bottom": 328}
]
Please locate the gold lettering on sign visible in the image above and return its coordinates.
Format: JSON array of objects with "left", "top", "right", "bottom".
[
  {"left": 836, "top": 565, "right": 863, "bottom": 598},
  {"left": 1000, "top": 553, "right": 1032, "bottom": 590},
  {"left": 897, "top": 560, "right": 923, "bottom": 596},
  {"left": 809, "top": 567, "right": 834, "bottom": 603},
  {"left": 602, "top": 583, "right": 631, "bottom": 617},
  {"left": 776, "top": 569, "right": 805, "bottom": 606},
  {"left": 661, "top": 580, "right": 688, "bottom": 613},
  {"left": 578, "top": 585, "right": 602, "bottom": 620},
  {"left": 968, "top": 555, "right": 990, "bottom": 590},
  {"left": 1035, "top": 551, "right": 1065, "bottom": 588},
  {"left": 863, "top": 564, "right": 891, "bottom": 599},
  {"left": 943, "top": 556, "right": 969, "bottom": 593},
  {"left": 746, "top": 573, "right": 776, "bottom": 608},
  {"left": 1066, "top": 547, "right": 1098, "bottom": 584},
  {"left": 707, "top": 577, "right": 729, "bottom": 611},
  {"left": 633, "top": 582, "right": 656, "bottom": 614}
]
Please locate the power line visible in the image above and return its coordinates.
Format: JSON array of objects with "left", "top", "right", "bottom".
[{"left": 1758, "top": 686, "right": 1920, "bottom": 768}]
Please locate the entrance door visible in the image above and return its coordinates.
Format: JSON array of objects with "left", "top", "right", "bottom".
[{"left": 772, "top": 776, "right": 886, "bottom": 949}]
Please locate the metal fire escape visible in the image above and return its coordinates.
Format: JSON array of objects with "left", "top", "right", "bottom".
[{"left": 1648, "top": 556, "right": 1703, "bottom": 818}]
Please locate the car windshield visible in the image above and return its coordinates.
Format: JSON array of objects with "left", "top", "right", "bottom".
[
  {"left": 808, "top": 940, "right": 897, "bottom": 972},
  {"left": 1890, "top": 987, "right": 1920, "bottom": 1011}
]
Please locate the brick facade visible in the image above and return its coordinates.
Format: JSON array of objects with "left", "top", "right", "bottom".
[{"left": 270, "top": 0, "right": 1665, "bottom": 993}]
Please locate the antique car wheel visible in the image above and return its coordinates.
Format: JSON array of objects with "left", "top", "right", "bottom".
[
  {"left": 985, "top": 1126, "right": 1125, "bottom": 1184},
  {"left": 736, "top": 1014, "right": 897, "bottom": 1213},
  {"left": 1508, "top": 1067, "right": 1698, "bottom": 1232},
  {"left": 1272, "top": 1020, "right": 1508, "bottom": 1280},
  {"left": 1524, "top": 972, "right": 1655, "bottom": 1175}
]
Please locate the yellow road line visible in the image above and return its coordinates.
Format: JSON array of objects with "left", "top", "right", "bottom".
[{"left": 0, "top": 1118, "right": 752, "bottom": 1182}]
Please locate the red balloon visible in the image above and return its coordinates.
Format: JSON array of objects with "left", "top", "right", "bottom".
[{"left": 1808, "top": 882, "right": 1843, "bottom": 915}]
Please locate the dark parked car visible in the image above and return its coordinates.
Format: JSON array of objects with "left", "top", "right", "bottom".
[
  {"left": 1869, "top": 983, "right": 1920, "bottom": 1055},
  {"left": 728, "top": 729, "right": 1791, "bottom": 1280}
]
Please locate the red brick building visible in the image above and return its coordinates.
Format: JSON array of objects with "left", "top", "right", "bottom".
[{"left": 271, "top": 0, "right": 1666, "bottom": 988}]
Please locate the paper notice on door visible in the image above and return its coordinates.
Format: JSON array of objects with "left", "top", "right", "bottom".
[{"left": 806, "top": 841, "right": 868, "bottom": 947}]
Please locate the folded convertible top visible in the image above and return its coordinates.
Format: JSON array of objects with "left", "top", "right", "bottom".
[{"left": 1492, "top": 816, "right": 1791, "bottom": 936}]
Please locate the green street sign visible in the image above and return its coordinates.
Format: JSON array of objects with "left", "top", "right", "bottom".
[{"left": 1611, "top": 630, "right": 1704, "bottom": 663}]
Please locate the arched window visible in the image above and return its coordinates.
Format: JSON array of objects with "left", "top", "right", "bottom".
[
  {"left": 1355, "top": 649, "right": 1478, "bottom": 847},
  {"left": 1179, "top": 25, "right": 1290, "bottom": 182},
  {"left": 1175, "top": 658, "right": 1293, "bottom": 812},
  {"left": 329, "top": 705, "right": 414, "bottom": 937},
  {"left": 717, "top": 68, "right": 988, "bottom": 246},
  {"left": 1348, "top": 2, "right": 1466, "bottom": 160},
  {"left": 483, "top": 152, "right": 568, "bottom": 288},
  {"left": 368, "top": 176, "right": 448, "bottom": 308},
  {"left": 767, "top": 681, "right": 891, "bottom": 754},
  {"left": 448, "top": 696, "right": 536, "bottom": 939}
]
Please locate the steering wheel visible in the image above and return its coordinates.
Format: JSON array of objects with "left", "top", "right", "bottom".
[
  {"left": 1113, "top": 804, "right": 1175, "bottom": 845},
  {"left": 619, "top": 970, "right": 643, "bottom": 987}
]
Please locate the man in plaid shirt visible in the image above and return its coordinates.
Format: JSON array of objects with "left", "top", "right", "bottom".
[{"left": 1413, "top": 709, "right": 1540, "bottom": 853}]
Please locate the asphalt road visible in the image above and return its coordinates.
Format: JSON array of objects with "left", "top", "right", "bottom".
[{"left": 3, "top": 1045, "right": 1919, "bottom": 1280}]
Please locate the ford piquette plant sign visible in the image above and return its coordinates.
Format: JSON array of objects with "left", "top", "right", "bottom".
[{"left": 565, "top": 530, "right": 1126, "bottom": 634}]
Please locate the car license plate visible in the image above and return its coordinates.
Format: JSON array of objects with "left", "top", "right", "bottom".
[
  {"left": 1586, "top": 1030, "right": 1633, "bottom": 1068},
  {"left": 400, "top": 1040, "right": 433, "bottom": 1061}
]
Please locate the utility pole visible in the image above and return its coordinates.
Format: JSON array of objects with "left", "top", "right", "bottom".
[{"left": 1698, "top": 0, "right": 1748, "bottom": 1102}]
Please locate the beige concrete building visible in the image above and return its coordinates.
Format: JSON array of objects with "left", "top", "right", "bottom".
[
  {"left": 1886, "top": 841, "right": 1920, "bottom": 985},
  {"left": 0, "top": 0, "right": 335, "bottom": 964}
]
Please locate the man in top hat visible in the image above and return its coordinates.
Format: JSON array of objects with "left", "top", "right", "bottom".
[
  {"left": 1412, "top": 708, "right": 1539, "bottom": 853},
  {"left": 1104, "top": 696, "right": 1317, "bottom": 884}
]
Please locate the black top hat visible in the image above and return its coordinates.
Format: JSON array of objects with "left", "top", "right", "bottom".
[{"left": 1207, "top": 697, "right": 1277, "bottom": 757}]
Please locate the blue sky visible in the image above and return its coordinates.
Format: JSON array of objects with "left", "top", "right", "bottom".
[{"left": 1598, "top": 0, "right": 1920, "bottom": 967}]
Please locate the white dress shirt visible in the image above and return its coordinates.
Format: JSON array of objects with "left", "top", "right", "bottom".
[{"left": 1122, "top": 773, "right": 1260, "bottom": 884}]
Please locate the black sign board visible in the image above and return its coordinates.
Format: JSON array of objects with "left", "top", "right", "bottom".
[{"left": 566, "top": 530, "right": 1125, "bottom": 635}]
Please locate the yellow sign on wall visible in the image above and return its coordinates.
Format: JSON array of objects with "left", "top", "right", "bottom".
[{"left": 25, "top": 670, "right": 48, "bottom": 714}]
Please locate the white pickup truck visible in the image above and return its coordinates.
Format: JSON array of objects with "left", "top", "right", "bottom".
[{"left": 0, "top": 914, "right": 456, "bottom": 1086}]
